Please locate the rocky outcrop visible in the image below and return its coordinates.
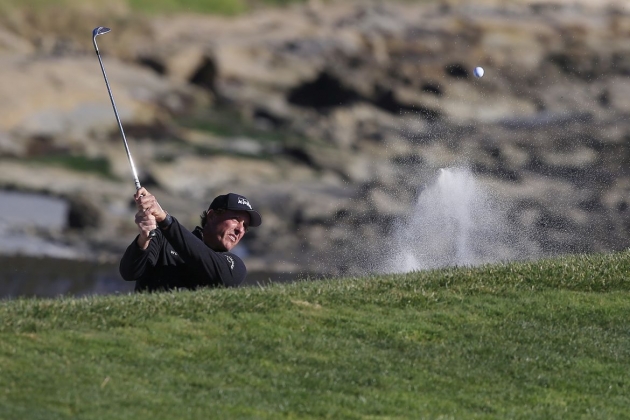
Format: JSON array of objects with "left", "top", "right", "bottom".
[{"left": 1, "top": 0, "right": 630, "bottom": 277}]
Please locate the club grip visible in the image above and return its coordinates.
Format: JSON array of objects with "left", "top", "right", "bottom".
[{"left": 136, "top": 190, "right": 157, "bottom": 239}]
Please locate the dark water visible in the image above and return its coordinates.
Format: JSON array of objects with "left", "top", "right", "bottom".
[
  {"left": 0, "top": 256, "right": 302, "bottom": 299},
  {"left": 0, "top": 256, "right": 133, "bottom": 298}
]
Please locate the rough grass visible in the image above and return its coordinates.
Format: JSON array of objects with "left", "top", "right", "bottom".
[
  {"left": 0, "top": 0, "right": 312, "bottom": 16},
  {"left": 14, "top": 156, "right": 116, "bottom": 179},
  {"left": 0, "top": 0, "right": 443, "bottom": 17},
  {"left": 0, "top": 0, "right": 316, "bottom": 48},
  {"left": 1, "top": 251, "right": 630, "bottom": 419}
]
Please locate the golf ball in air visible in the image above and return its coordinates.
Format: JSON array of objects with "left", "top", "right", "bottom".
[{"left": 473, "top": 66, "right": 484, "bottom": 78}]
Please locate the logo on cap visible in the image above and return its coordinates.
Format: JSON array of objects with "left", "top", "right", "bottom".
[
  {"left": 209, "top": 193, "right": 262, "bottom": 228},
  {"left": 238, "top": 197, "right": 252, "bottom": 210}
]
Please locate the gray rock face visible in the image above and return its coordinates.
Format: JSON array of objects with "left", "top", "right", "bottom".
[{"left": 1, "top": 1, "right": 630, "bottom": 277}]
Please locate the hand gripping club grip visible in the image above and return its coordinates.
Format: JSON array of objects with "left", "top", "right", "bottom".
[{"left": 137, "top": 190, "right": 157, "bottom": 239}]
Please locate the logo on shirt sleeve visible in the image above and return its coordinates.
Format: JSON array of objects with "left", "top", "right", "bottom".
[{"left": 225, "top": 255, "right": 235, "bottom": 270}]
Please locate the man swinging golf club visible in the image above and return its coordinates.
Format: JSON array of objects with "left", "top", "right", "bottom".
[
  {"left": 92, "top": 26, "right": 262, "bottom": 291},
  {"left": 119, "top": 188, "right": 262, "bottom": 292}
]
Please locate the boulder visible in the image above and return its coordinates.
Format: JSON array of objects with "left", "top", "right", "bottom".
[
  {"left": 66, "top": 193, "right": 102, "bottom": 229},
  {"left": 0, "top": 55, "right": 206, "bottom": 156}
]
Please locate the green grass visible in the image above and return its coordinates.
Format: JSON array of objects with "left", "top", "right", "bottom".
[
  {"left": 2, "top": 252, "right": 630, "bottom": 419},
  {"left": 4, "top": 156, "right": 116, "bottom": 179},
  {"left": 178, "top": 109, "right": 281, "bottom": 143},
  {"left": 0, "top": 0, "right": 440, "bottom": 16},
  {"left": 0, "top": 0, "right": 312, "bottom": 16},
  {"left": 128, "top": 0, "right": 245, "bottom": 15},
  {"left": 126, "top": 0, "right": 309, "bottom": 16},
  {"left": 177, "top": 108, "right": 309, "bottom": 148}
]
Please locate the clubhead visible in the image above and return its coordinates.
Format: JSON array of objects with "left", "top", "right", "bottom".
[
  {"left": 92, "top": 27, "right": 111, "bottom": 53},
  {"left": 92, "top": 27, "right": 111, "bottom": 37}
]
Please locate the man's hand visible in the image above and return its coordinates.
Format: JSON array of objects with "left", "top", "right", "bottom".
[
  {"left": 134, "top": 187, "right": 167, "bottom": 249},
  {"left": 135, "top": 209, "right": 156, "bottom": 249},
  {"left": 135, "top": 187, "right": 167, "bottom": 222}
]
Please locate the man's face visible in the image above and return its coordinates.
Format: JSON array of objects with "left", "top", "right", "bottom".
[{"left": 203, "top": 209, "right": 251, "bottom": 252}]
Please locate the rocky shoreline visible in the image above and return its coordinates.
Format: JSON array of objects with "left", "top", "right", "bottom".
[{"left": 2, "top": 0, "right": 630, "bottom": 277}]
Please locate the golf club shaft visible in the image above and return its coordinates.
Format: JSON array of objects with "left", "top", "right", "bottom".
[
  {"left": 94, "top": 50, "right": 142, "bottom": 191},
  {"left": 93, "top": 28, "right": 156, "bottom": 238}
]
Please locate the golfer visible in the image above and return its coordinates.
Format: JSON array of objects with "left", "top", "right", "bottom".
[{"left": 119, "top": 187, "right": 262, "bottom": 292}]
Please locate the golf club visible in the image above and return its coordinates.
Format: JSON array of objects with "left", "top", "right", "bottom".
[{"left": 93, "top": 26, "right": 156, "bottom": 238}]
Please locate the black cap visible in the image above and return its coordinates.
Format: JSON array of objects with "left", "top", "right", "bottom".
[{"left": 209, "top": 193, "right": 262, "bottom": 227}]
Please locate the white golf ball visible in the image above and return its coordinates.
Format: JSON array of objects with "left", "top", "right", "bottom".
[{"left": 473, "top": 66, "right": 485, "bottom": 78}]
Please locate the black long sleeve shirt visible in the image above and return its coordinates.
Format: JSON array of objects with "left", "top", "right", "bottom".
[{"left": 119, "top": 216, "right": 246, "bottom": 292}]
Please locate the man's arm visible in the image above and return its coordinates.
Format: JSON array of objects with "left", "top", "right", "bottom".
[
  {"left": 119, "top": 190, "right": 161, "bottom": 281},
  {"left": 119, "top": 232, "right": 163, "bottom": 281}
]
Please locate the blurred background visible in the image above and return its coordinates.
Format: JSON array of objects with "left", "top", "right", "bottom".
[{"left": 1, "top": 0, "right": 629, "bottom": 298}]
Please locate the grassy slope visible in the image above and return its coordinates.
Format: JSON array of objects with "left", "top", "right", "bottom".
[
  {"left": 0, "top": 0, "right": 439, "bottom": 16},
  {"left": 1, "top": 252, "right": 630, "bottom": 419},
  {"left": 0, "top": 0, "right": 313, "bottom": 16}
]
